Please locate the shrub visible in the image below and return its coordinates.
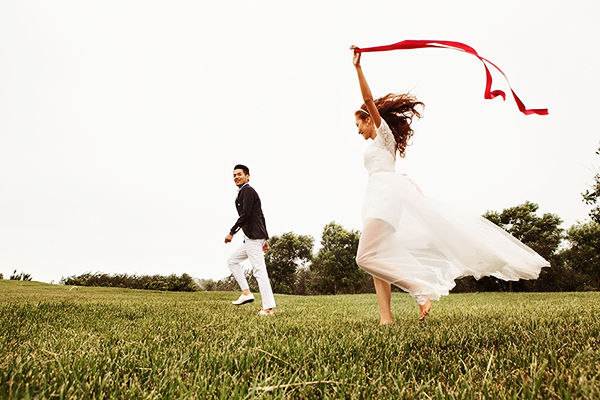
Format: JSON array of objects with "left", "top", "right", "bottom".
[
  {"left": 60, "top": 272, "right": 198, "bottom": 292},
  {"left": 9, "top": 270, "right": 32, "bottom": 281}
]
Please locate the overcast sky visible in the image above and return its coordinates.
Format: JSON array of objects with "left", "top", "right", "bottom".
[{"left": 1, "top": 0, "right": 598, "bottom": 284}]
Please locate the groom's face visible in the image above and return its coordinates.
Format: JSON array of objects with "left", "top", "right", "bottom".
[{"left": 233, "top": 169, "right": 250, "bottom": 187}]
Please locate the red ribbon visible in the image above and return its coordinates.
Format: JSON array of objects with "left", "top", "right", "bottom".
[{"left": 355, "top": 40, "right": 548, "bottom": 116}]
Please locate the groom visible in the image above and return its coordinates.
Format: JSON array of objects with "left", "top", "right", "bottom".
[{"left": 224, "top": 164, "right": 276, "bottom": 316}]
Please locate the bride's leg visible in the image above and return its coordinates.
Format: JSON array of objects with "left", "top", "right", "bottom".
[
  {"left": 357, "top": 219, "right": 396, "bottom": 325},
  {"left": 373, "top": 276, "right": 392, "bottom": 325},
  {"left": 357, "top": 218, "right": 432, "bottom": 321}
]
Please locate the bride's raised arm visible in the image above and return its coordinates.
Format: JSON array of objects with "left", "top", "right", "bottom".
[{"left": 351, "top": 46, "right": 381, "bottom": 128}]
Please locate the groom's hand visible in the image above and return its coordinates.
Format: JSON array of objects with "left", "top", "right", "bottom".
[
  {"left": 224, "top": 234, "right": 233, "bottom": 243},
  {"left": 262, "top": 241, "right": 269, "bottom": 253}
]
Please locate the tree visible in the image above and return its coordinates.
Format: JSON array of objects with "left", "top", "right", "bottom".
[
  {"left": 294, "top": 266, "right": 318, "bottom": 295},
  {"left": 311, "top": 222, "right": 368, "bottom": 294},
  {"left": 194, "top": 278, "right": 217, "bottom": 291},
  {"left": 265, "top": 232, "right": 314, "bottom": 294},
  {"left": 582, "top": 145, "right": 600, "bottom": 223},
  {"left": 9, "top": 270, "right": 32, "bottom": 281},
  {"left": 477, "top": 202, "right": 563, "bottom": 292},
  {"left": 213, "top": 271, "right": 259, "bottom": 292},
  {"left": 483, "top": 201, "right": 563, "bottom": 260},
  {"left": 562, "top": 221, "right": 600, "bottom": 290}
]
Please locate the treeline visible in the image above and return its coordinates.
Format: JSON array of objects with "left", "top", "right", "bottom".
[
  {"left": 51, "top": 197, "right": 600, "bottom": 295},
  {"left": 60, "top": 272, "right": 197, "bottom": 292}
]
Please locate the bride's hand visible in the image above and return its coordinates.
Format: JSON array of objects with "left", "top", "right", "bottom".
[{"left": 350, "top": 46, "right": 361, "bottom": 67}]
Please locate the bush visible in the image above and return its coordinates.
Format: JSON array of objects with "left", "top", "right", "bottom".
[
  {"left": 59, "top": 272, "right": 198, "bottom": 292},
  {"left": 9, "top": 270, "right": 32, "bottom": 281}
]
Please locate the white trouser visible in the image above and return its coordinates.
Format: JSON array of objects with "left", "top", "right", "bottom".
[{"left": 227, "top": 235, "right": 276, "bottom": 310}]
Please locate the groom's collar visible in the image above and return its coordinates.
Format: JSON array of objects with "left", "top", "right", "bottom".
[{"left": 237, "top": 183, "right": 249, "bottom": 192}]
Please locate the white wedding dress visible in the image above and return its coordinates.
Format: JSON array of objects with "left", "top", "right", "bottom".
[{"left": 355, "top": 118, "right": 549, "bottom": 304}]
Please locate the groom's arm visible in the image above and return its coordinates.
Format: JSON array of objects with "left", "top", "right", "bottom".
[{"left": 229, "top": 189, "right": 256, "bottom": 236}]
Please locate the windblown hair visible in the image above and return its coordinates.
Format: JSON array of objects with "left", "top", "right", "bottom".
[{"left": 355, "top": 93, "right": 424, "bottom": 158}]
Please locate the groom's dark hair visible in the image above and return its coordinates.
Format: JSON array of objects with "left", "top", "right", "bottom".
[{"left": 234, "top": 164, "right": 250, "bottom": 175}]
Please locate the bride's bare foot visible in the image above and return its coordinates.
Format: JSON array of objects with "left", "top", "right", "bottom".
[
  {"left": 379, "top": 319, "right": 394, "bottom": 326},
  {"left": 419, "top": 299, "right": 431, "bottom": 321}
]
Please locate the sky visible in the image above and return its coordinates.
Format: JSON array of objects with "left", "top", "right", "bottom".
[{"left": 1, "top": 0, "right": 599, "bottom": 284}]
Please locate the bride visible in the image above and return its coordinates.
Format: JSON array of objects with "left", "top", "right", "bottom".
[{"left": 350, "top": 46, "right": 549, "bottom": 324}]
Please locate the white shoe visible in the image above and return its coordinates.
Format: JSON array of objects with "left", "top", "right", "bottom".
[
  {"left": 258, "top": 309, "right": 274, "bottom": 316},
  {"left": 232, "top": 293, "right": 254, "bottom": 305}
]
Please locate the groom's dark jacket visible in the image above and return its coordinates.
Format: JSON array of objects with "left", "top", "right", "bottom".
[{"left": 230, "top": 184, "right": 269, "bottom": 240}]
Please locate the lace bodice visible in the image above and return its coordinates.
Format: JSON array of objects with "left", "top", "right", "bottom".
[{"left": 363, "top": 118, "right": 396, "bottom": 173}]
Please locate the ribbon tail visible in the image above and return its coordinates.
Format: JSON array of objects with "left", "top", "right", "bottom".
[
  {"left": 480, "top": 56, "right": 548, "bottom": 115},
  {"left": 511, "top": 90, "right": 549, "bottom": 115}
]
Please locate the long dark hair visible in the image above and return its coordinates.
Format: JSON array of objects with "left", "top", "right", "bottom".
[{"left": 355, "top": 93, "right": 424, "bottom": 158}]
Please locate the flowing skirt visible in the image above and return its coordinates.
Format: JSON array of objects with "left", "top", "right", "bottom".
[{"left": 356, "top": 171, "right": 549, "bottom": 303}]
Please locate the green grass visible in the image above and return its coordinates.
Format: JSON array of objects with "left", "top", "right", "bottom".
[{"left": 1, "top": 280, "right": 599, "bottom": 399}]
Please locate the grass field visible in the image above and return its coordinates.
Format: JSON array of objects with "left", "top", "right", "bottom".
[{"left": 1, "top": 280, "right": 599, "bottom": 399}]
